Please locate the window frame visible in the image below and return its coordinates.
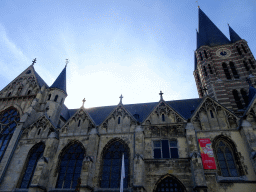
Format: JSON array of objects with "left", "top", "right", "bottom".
[
  {"left": 213, "top": 137, "right": 245, "bottom": 178},
  {"left": 55, "top": 142, "right": 85, "bottom": 189},
  {"left": 153, "top": 139, "right": 179, "bottom": 159}
]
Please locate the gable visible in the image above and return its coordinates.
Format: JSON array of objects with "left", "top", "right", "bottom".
[
  {"left": 22, "top": 115, "right": 55, "bottom": 139},
  {"left": 60, "top": 108, "right": 95, "bottom": 135},
  {"left": 99, "top": 105, "right": 137, "bottom": 132},
  {"left": 143, "top": 101, "right": 186, "bottom": 125},
  {"left": 191, "top": 97, "right": 239, "bottom": 130},
  {"left": 0, "top": 65, "right": 48, "bottom": 98}
]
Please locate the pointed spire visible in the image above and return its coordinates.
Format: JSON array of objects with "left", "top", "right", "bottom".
[
  {"left": 229, "top": 25, "right": 242, "bottom": 43},
  {"left": 197, "top": 8, "right": 230, "bottom": 49},
  {"left": 50, "top": 64, "right": 67, "bottom": 95}
]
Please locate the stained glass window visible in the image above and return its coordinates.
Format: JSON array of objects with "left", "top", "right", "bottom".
[
  {"left": 0, "top": 108, "right": 20, "bottom": 162},
  {"left": 20, "top": 143, "right": 45, "bottom": 188},
  {"left": 216, "top": 140, "right": 239, "bottom": 177},
  {"left": 56, "top": 143, "right": 85, "bottom": 189},
  {"left": 101, "top": 141, "right": 129, "bottom": 188},
  {"left": 153, "top": 140, "right": 178, "bottom": 159},
  {"left": 155, "top": 177, "right": 185, "bottom": 192}
]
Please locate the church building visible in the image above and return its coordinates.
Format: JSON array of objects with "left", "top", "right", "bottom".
[{"left": 0, "top": 8, "right": 256, "bottom": 192}]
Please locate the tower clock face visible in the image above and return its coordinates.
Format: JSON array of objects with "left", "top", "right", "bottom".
[{"left": 216, "top": 48, "right": 231, "bottom": 58}]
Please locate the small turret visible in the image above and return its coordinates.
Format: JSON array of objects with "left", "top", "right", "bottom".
[{"left": 45, "top": 64, "right": 67, "bottom": 126}]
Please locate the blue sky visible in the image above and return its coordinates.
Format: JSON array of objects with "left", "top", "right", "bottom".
[{"left": 0, "top": 0, "right": 255, "bottom": 109}]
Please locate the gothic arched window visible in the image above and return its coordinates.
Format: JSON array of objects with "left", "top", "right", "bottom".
[
  {"left": 56, "top": 142, "right": 85, "bottom": 189},
  {"left": 241, "top": 89, "right": 248, "bottom": 106},
  {"left": 118, "top": 117, "right": 121, "bottom": 124},
  {"left": 154, "top": 176, "right": 186, "bottom": 192},
  {"left": 241, "top": 44, "right": 247, "bottom": 53},
  {"left": 101, "top": 140, "right": 129, "bottom": 189},
  {"left": 19, "top": 143, "right": 45, "bottom": 188},
  {"left": 208, "top": 64, "right": 213, "bottom": 74},
  {"left": 0, "top": 108, "right": 20, "bottom": 162},
  {"left": 229, "top": 62, "right": 239, "bottom": 79},
  {"left": 204, "top": 50, "right": 208, "bottom": 59},
  {"left": 236, "top": 46, "right": 242, "bottom": 55},
  {"left": 249, "top": 59, "right": 255, "bottom": 69},
  {"left": 162, "top": 114, "right": 165, "bottom": 122},
  {"left": 232, "top": 90, "right": 243, "bottom": 109},
  {"left": 243, "top": 60, "right": 250, "bottom": 71},
  {"left": 48, "top": 94, "right": 51, "bottom": 100},
  {"left": 214, "top": 138, "right": 242, "bottom": 177},
  {"left": 222, "top": 63, "right": 231, "bottom": 79},
  {"left": 54, "top": 95, "right": 59, "bottom": 102},
  {"left": 203, "top": 66, "right": 208, "bottom": 77},
  {"left": 199, "top": 52, "right": 203, "bottom": 61}
]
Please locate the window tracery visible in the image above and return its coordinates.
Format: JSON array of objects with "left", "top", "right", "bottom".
[
  {"left": 56, "top": 142, "right": 85, "bottom": 189},
  {"left": 214, "top": 138, "right": 243, "bottom": 177},
  {"left": 101, "top": 140, "right": 129, "bottom": 189},
  {"left": 0, "top": 108, "right": 20, "bottom": 162},
  {"left": 19, "top": 143, "right": 45, "bottom": 188}
]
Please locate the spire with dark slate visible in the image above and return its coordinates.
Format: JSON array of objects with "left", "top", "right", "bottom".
[
  {"left": 197, "top": 8, "right": 230, "bottom": 49},
  {"left": 50, "top": 66, "right": 67, "bottom": 95},
  {"left": 229, "top": 25, "right": 242, "bottom": 43}
]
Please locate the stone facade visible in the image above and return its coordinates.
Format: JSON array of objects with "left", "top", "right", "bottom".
[{"left": 0, "top": 8, "right": 256, "bottom": 192}]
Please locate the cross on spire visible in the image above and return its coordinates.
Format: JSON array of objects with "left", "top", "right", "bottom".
[
  {"left": 65, "top": 59, "right": 69, "bottom": 67},
  {"left": 32, "top": 58, "right": 36, "bottom": 66},
  {"left": 82, "top": 98, "right": 86, "bottom": 107},
  {"left": 119, "top": 94, "right": 123, "bottom": 104},
  {"left": 159, "top": 91, "right": 164, "bottom": 101}
]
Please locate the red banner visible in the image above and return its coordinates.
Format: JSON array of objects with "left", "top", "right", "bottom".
[{"left": 198, "top": 138, "right": 216, "bottom": 169}]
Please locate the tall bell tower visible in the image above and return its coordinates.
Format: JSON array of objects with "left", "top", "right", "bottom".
[{"left": 194, "top": 8, "right": 256, "bottom": 114}]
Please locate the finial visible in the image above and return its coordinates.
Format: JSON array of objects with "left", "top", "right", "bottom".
[
  {"left": 119, "top": 94, "right": 123, "bottom": 104},
  {"left": 65, "top": 59, "right": 69, "bottom": 67},
  {"left": 227, "top": 23, "right": 229, "bottom": 26},
  {"left": 196, "top": 28, "right": 198, "bottom": 32},
  {"left": 32, "top": 58, "right": 36, "bottom": 66},
  {"left": 159, "top": 91, "right": 164, "bottom": 101},
  {"left": 82, "top": 98, "right": 86, "bottom": 107},
  {"left": 202, "top": 86, "right": 208, "bottom": 96}
]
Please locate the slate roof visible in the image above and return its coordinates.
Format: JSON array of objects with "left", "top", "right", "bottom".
[
  {"left": 229, "top": 25, "right": 242, "bottom": 43},
  {"left": 34, "top": 70, "right": 49, "bottom": 88},
  {"left": 166, "top": 98, "right": 203, "bottom": 119},
  {"left": 197, "top": 8, "right": 230, "bottom": 49},
  {"left": 60, "top": 98, "right": 203, "bottom": 126},
  {"left": 50, "top": 66, "right": 67, "bottom": 94}
]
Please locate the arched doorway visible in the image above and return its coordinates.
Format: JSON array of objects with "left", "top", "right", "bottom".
[{"left": 154, "top": 175, "right": 186, "bottom": 192}]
